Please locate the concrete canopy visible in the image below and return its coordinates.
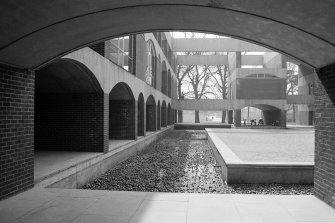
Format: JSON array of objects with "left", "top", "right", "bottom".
[{"left": 0, "top": 1, "right": 334, "bottom": 70}]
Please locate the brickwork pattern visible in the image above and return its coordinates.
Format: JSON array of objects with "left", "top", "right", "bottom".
[
  {"left": 157, "top": 104, "right": 161, "bottom": 130},
  {"left": 35, "top": 93, "right": 106, "bottom": 152},
  {"left": 138, "top": 100, "right": 145, "bottom": 136},
  {"left": 109, "top": 100, "right": 136, "bottom": 139},
  {"left": 0, "top": 65, "right": 34, "bottom": 199},
  {"left": 161, "top": 107, "right": 167, "bottom": 127},
  {"left": 315, "top": 65, "right": 335, "bottom": 208},
  {"left": 146, "top": 105, "right": 156, "bottom": 131}
]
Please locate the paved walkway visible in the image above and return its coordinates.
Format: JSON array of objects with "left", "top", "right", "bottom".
[{"left": 1, "top": 188, "right": 334, "bottom": 223}]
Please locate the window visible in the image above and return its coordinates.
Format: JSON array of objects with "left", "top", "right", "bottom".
[
  {"left": 146, "top": 40, "right": 156, "bottom": 87},
  {"left": 106, "top": 35, "right": 136, "bottom": 74}
]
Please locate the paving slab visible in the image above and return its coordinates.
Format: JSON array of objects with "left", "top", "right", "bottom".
[{"left": 1, "top": 188, "right": 334, "bottom": 223}]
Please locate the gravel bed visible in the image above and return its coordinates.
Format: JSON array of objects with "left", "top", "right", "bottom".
[{"left": 83, "top": 130, "right": 313, "bottom": 195}]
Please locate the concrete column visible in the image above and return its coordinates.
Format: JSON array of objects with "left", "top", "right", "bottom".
[
  {"left": 134, "top": 100, "right": 138, "bottom": 140},
  {"left": 228, "top": 110, "right": 233, "bottom": 124},
  {"left": 157, "top": 104, "right": 161, "bottom": 130},
  {"left": 178, "top": 110, "right": 183, "bottom": 123},
  {"left": 280, "top": 110, "right": 287, "bottom": 128},
  {"left": 234, "top": 109, "right": 241, "bottom": 127}
]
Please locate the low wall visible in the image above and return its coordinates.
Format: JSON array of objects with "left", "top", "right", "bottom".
[
  {"left": 35, "top": 126, "right": 174, "bottom": 189},
  {"left": 206, "top": 128, "right": 314, "bottom": 184}
]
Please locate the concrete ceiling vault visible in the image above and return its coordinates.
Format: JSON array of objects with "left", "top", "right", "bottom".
[{"left": 0, "top": 1, "right": 335, "bottom": 70}]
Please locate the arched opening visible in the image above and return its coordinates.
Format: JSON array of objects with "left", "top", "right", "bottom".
[
  {"left": 161, "top": 61, "right": 168, "bottom": 95},
  {"left": 137, "top": 93, "right": 145, "bottom": 137},
  {"left": 168, "top": 70, "right": 172, "bottom": 97},
  {"left": 146, "top": 95, "right": 157, "bottom": 132},
  {"left": 157, "top": 100, "right": 161, "bottom": 130},
  {"left": 1, "top": 0, "right": 335, "bottom": 208},
  {"left": 168, "top": 103, "right": 172, "bottom": 125},
  {"left": 34, "top": 58, "right": 106, "bottom": 182},
  {"left": 109, "top": 82, "right": 136, "bottom": 140},
  {"left": 240, "top": 104, "right": 285, "bottom": 127},
  {"left": 146, "top": 40, "right": 157, "bottom": 87},
  {"left": 35, "top": 58, "right": 104, "bottom": 152},
  {"left": 161, "top": 101, "right": 167, "bottom": 127}
]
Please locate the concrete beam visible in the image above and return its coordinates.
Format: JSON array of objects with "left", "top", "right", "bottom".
[
  {"left": 172, "top": 38, "right": 271, "bottom": 52},
  {"left": 176, "top": 55, "right": 263, "bottom": 66},
  {"left": 177, "top": 99, "right": 286, "bottom": 110}
]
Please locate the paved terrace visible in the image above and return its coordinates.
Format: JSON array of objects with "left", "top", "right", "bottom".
[{"left": 1, "top": 188, "right": 335, "bottom": 223}]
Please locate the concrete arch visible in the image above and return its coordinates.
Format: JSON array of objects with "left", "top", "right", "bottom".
[
  {"left": 1, "top": 1, "right": 335, "bottom": 69},
  {"left": 138, "top": 93, "right": 145, "bottom": 137},
  {"left": 35, "top": 58, "right": 106, "bottom": 152},
  {"left": 146, "top": 95, "right": 157, "bottom": 131},
  {"left": 242, "top": 104, "right": 284, "bottom": 126},
  {"left": 36, "top": 58, "right": 103, "bottom": 94},
  {"left": 161, "top": 100, "right": 167, "bottom": 127},
  {"left": 109, "top": 82, "right": 136, "bottom": 139},
  {"left": 244, "top": 73, "right": 281, "bottom": 79}
]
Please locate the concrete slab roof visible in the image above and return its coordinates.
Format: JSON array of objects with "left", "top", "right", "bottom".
[{"left": 0, "top": 1, "right": 334, "bottom": 70}]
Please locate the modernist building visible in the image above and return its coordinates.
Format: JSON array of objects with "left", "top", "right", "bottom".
[
  {"left": 0, "top": 1, "right": 334, "bottom": 209},
  {"left": 174, "top": 37, "right": 313, "bottom": 127}
]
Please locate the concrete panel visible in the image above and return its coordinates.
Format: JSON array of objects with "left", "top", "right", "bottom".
[
  {"left": 176, "top": 54, "right": 264, "bottom": 66},
  {"left": 177, "top": 99, "right": 286, "bottom": 110},
  {"left": 236, "top": 78, "right": 286, "bottom": 100}
]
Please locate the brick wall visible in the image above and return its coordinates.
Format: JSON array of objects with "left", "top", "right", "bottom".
[
  {"left": 138, "top": 100, "right": 145, "bottom": 136},
  {"left": 0, "top": 65, "right": 34, "bottom": 199},
  {"left": 315, "top": 64, "right": 335, "bottom": 208},
  {"left": 109, "top": 100, "right": 136, "bottom": 139},
  {"left": 146, "top": 104, "right": 156, "bottom": 131},
  {"left": 35, "top": 93, "right": 107, "bottom": 152},
  {"left": 157, "top": 103, "right": 161, "bottom": 130},
  {"left": 161, "top": 107, "right": 167, "bottom": 127}
]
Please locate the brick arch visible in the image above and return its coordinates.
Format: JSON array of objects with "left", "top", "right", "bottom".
[
  {"left": 161, "top": 100, "right": 167, "bottom": 127},
  {"left": 35, "top": 58, "right": 106, "bottom": 153},
  {"left": 109, "top": 82, "right": 136, "bottom": 140},
  {"left": 146, "top": 95, "right": 157, "bottom": 131}
]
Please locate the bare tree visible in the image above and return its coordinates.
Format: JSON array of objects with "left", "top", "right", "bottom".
[
  {"left": 185, "top": 65, "right": 214, "bottom": 122},
  {"left": 209, "top": 65, "right": 228, "bottom": 122},
  {"left": 176, "top": 64, "right": 193, "bottom": 122},
  {"left": 287, "top": 62, "right": 299, "bottom": 122}
]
